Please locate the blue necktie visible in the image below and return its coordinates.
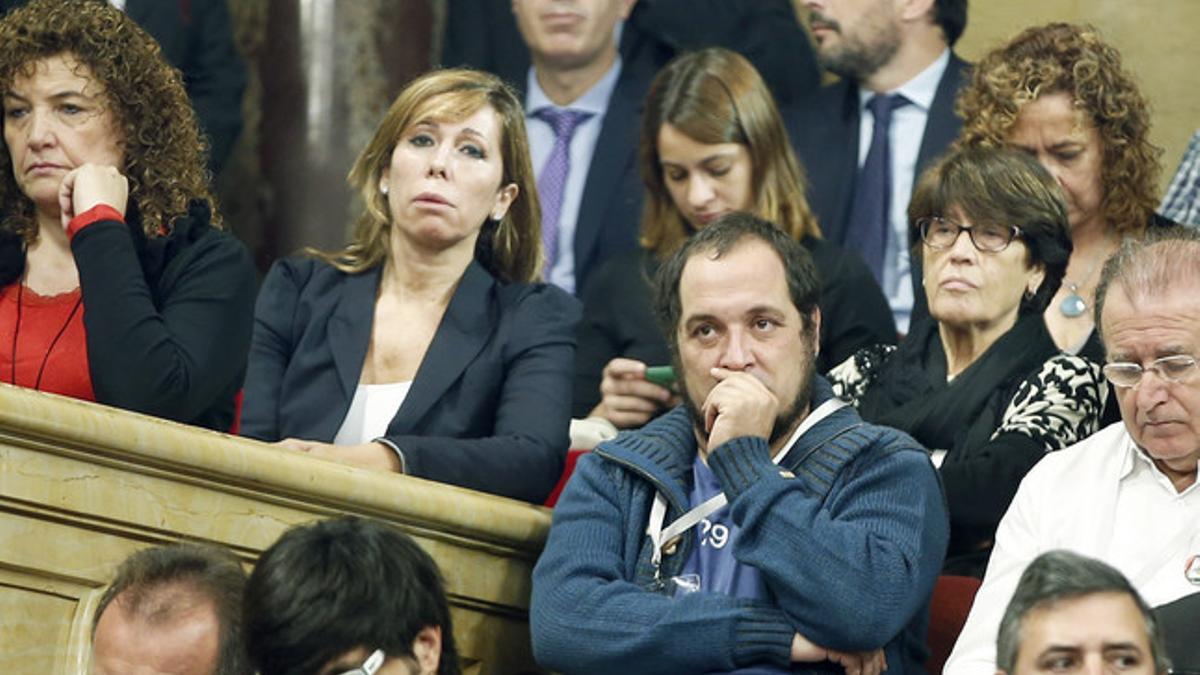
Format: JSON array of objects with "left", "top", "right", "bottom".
[
  {"left": 533, "top": 108, "right": 594, "bottom": 279},
  {"left": 846, "top": 94, "right": 910, "bottom": 284}
]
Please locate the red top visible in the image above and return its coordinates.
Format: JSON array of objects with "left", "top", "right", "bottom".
[
  {"left": 0, "top": 283, "right": 94, "bottom": 401},
  {"left": 0, "top": 206, "right": 125, "bottom": 400}
]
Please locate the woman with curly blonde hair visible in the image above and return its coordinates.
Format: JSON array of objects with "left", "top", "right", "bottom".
[
  {"left": 241, "top": 69, "right": 580, "bottom": 504},
  {"left": 0, "top": 0, "right": 255, "bottom": 430},
  {"left": 956, "top": 22, "right": 1170, "bottom": 358}
]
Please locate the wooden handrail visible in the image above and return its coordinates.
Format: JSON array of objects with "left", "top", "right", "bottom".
[{"left": 0, "top": 383, "right": 551, "bottom": 674}]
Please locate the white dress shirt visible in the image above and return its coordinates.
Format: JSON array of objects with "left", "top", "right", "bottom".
[
  {"left": 857, "top": 49, "right": 950, "bottom": 334},
  {"left": 944, "top": 422, "right": 1200, "bottom": 675}
]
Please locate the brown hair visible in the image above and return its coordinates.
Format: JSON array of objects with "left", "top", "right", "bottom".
[
  {"left": 956, "top": 23, "right": 1161, "bottom": 234},
  {"left": 93, "top": 542, "right": 249, "bottom": 675},
  {"left": 908, "top": 146, "right": 1072, "bottom": 314},
  {"left": 0, "top": 0, "right": 219, "bottom": 242},
  {"left": 639, "top": 47, "right": 820, "bottom": 260},
  {"left": 315, "top": 68, "right": 541, "bottom": 283}
]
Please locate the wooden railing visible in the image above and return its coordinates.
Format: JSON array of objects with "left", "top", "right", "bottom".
[{"left": 0, "top": 383, "right": 552, "bottom": 674}]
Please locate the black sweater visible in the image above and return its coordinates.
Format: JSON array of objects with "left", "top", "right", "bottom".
[{"left": 0, "top": 201, "right": 256, "bottom": 430}]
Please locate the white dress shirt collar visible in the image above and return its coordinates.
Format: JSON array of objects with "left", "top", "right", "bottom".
[
  {"left": 1119, "top": 432, "right": 1200, "bottom": 497},
  {"left": 525, "top": 56, "right": 622, "bottom": 118},
  {"left": 857, "top": 48, "right": 950, "bottom": 113}
]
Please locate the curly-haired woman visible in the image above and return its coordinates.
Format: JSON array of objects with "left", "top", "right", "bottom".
[
  {"left": 0, "top": 0, "right": 255, "bottom": 430},
  {"left": 957, "top": 23, "right": 1171, "bottom": 359}
]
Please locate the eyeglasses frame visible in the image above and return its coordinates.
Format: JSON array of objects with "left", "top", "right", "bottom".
[
  {"left": 917, "top": 215, "right": 1024, "bottom": 253},
  {"left": 1102, "top": 354, "right": 1200, "bottom": 389}
]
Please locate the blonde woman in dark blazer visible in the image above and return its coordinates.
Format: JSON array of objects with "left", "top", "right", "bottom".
[{"left": 242, "top": 70, "right": 580, "bottom": 504}]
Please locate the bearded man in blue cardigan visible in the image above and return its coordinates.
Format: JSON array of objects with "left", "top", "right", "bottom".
[{"left": 531, "top": 213, "right": 948, "bottom": 674}]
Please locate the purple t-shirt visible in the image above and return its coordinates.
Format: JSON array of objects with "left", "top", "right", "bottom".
[{"left": 680, "top": 455, "right": 791, "bottom": 675}]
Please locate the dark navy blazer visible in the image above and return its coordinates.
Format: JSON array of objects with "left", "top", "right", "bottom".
[{"left": 241, "top": 257, "right": 582, "bottom": 504}]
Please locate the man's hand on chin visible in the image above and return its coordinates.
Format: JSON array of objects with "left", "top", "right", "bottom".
[{"left": 701, "top": 368, "right": 779, "bottom": 456}]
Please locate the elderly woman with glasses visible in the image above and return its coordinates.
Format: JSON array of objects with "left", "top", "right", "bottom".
[{"left": 829, "top": 147, "right": 1106, "bottom": 577}]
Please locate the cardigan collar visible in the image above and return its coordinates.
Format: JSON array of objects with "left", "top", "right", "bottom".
[{"left": 596, "top": 376, "right": 868, "bottom": 510}]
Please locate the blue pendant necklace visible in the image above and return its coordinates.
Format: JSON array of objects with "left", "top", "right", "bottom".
[
  {"left": 1059, "top": 283, "right": 1088, "bottom": 318},
  {"left": 1059, "top": 245, "right": 1109, "bottom": 318}
]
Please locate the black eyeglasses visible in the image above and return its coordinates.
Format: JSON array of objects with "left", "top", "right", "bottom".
[
  {"left": 1102, "top": 355, "right": 1200, "bottom": 389},
  {"left": 335, "top": 649, "right": 385, "bottom": 675},
  {"left": 917, "top": 216, "right": 1023, "bottom": 253}
]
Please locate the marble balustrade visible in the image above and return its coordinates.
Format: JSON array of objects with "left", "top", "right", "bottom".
[{"left": 0, "top": 382, "right": 550, "bottom": 674}]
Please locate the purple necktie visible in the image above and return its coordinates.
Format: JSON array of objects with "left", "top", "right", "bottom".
[
  {"left": 534, "top": 107, "right": 594, "bottom": 279},
  {"left": 845, "top": 94, "right": 911, "bottom": 284}
]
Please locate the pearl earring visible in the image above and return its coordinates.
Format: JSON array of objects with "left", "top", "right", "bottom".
[{"left": 380, "top": 183, "right": 389, "bottom": 195}]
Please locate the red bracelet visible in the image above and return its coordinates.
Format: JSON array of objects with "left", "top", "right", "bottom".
[{"left": 67, "top": 204, "right": 125, "bottom": 241}]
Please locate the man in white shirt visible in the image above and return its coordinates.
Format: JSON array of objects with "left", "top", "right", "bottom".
[
  {"left": 791, "top": 0, "right": 969, "bottom": 333},
  {"left": 945, "top": 227, "right": 1200, "bottom": 674}
]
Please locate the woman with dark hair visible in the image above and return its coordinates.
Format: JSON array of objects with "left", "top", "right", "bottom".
[
  {"left": 575, "top": 47, "right": 895, "bottom": 429},
  {"left": 241, "top": 69, "right": 580, "bottom": 504},
  {"left": 829, "top": 147, "right": 1106, "bottom": 575},
  {"left": 0, "top": 0, "right": 255, "bottom": 430},
  {"left": 957, "top": 23, "right": 1171, "bottom": 358}
]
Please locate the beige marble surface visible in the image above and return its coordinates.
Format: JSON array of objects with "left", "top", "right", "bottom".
[{"left": 0, "top": 383, "right": 551, "bottom": 674}]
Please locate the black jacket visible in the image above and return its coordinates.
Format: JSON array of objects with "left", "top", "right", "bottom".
[{"left": 0, "top": 201, "right": 256, "bottom": 430}]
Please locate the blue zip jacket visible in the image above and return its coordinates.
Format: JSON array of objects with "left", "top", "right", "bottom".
[{"left": 532, "top": 377, "right": 949, "bottom": 674}]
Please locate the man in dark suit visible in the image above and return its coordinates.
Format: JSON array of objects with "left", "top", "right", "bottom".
[
  {"left": 444, "top": 0, "right": 820, "bottom": 296},
  {"left": 791, "top": 0, "right": 968, "bottom": 334}
]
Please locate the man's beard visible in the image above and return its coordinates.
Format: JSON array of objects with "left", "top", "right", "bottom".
[
  {"left": 810, "top": 11, "right": 901, "bottom": 82},
  {"left": 678, "top": 345, "right": 816, "bottom": 450}
]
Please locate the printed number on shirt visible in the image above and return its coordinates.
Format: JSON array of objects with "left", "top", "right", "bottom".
[{"left": 699, "top": 519, "right": 729, "bottom": 549}]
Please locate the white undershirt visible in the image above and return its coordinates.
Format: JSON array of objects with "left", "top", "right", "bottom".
[{"left": 333, "top": 382, "right": 412, "bottom": 445}]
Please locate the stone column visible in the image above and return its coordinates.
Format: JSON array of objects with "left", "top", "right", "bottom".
[{"left": 221, "top": 0, "right": 437, "bottom": 271}]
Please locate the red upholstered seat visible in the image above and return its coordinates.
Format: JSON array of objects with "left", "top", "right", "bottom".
[
  {"left": 544, "top": 448, "right": 589, "bottom": 507},
  {"left": 926, "top": 574, "right": 982, "bottom": 674}
]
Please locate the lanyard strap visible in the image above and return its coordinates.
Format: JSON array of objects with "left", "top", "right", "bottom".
[{"left": 645, "top": 398, "right": 848, "bottom": 571}]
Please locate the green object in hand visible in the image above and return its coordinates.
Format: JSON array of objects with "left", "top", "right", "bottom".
[{"left": 644, "top": 365, "right": 676, "bottom": 387}]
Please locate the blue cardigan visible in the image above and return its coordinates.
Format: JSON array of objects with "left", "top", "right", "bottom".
[{"left": 531, "top": 378, "right": 949, "bottom": 673}]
